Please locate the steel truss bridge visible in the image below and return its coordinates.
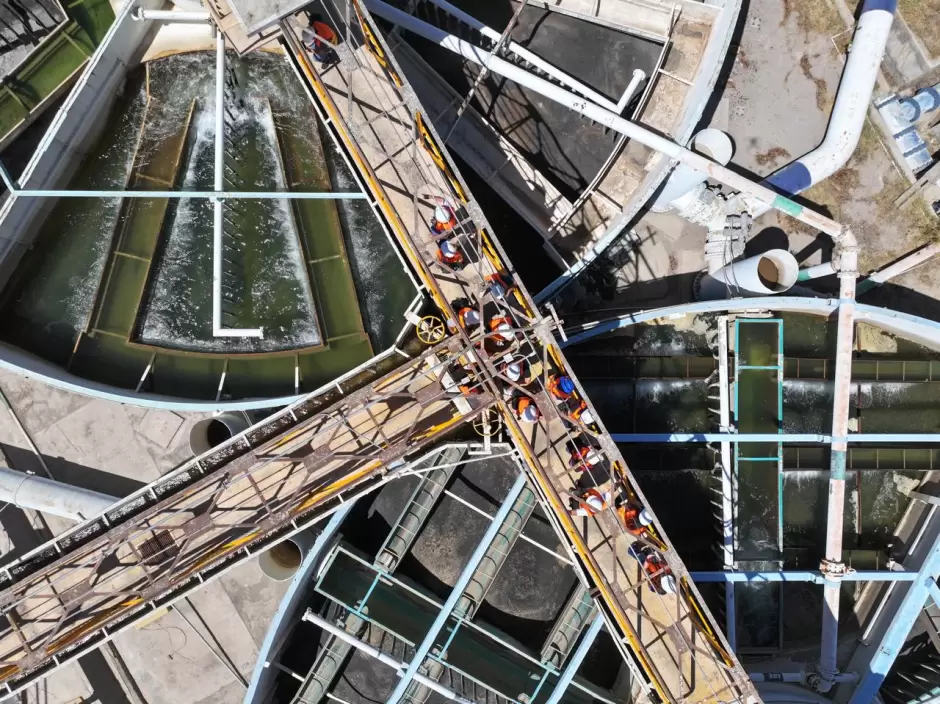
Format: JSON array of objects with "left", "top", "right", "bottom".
[{"left": 0, "top": 3, "right": 759, "bottom": 702}]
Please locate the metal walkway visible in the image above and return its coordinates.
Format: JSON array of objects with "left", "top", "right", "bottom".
[{"left": 0, "top": 3, "right": 754, "bottom": 702}]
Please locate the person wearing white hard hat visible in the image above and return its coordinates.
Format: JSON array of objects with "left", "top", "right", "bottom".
[
  {"left": 489, "top": 314, "right": 515, "bottom": 346},
  {"left": 511, "top": 394, "right": 540, "bottom": 423},
  {"left": 619, "top": 503, "right": 654, "bottom": 537},
  {"left": 568, "top": 488, "right": 612, "bottom": 516},
  {"left": 500, "top": 356, "right": 529, "bottom": 385},
  {"left": 436, "top": 239, "right": 464, "bottom": 271},
  {"left": 629, "top": 544, "right": 676, "bottom": 596},
  {"left": 458, "top": 307, "right": 480, "bottom": 328},
  {"left": 566, "top": 399, "right": 597, "bottom": 426},
  {"left": 429, "top": 203, "right": 457, "bottom": 235}
]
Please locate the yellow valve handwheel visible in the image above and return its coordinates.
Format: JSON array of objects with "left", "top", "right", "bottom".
[
  {"left": 416, "top": 316, "right": 446, "bottom": 345},
  {"left": 473, "top": 409, "right": 503, "bottom": 437}
]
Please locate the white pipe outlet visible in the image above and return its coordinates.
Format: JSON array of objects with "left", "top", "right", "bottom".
[
  {"left": 189, "top": 412, "right": 251, "bottom": 455},
  {"left": 710, "top": 250, "right": 799, "bottom": 296},
  {"left": 259, "top": 531, "right": 316, "bottom": 581},
  {"left": 652, "top": 128, "right": 734, "bottom": 212},
  {"left": 0, "top": 467, "right": 117, "bottom": 520}
]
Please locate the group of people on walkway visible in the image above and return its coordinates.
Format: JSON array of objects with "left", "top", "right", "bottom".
[{"left": 430, "top": 196, "right": 678, "bottom": 599}]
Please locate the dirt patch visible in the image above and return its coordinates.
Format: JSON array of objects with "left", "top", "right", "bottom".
[
  {"left": 799, "top": 54, "right": 830, "bottom": 111},
  {"left": 782, "top": 0, "right": 843, "bottom": 36},
  {"left": 899, "top": 0, "right": 940, "bottom": 57},
  {"left": 755, "top": 146, "right": 792, "bottom": 168}
]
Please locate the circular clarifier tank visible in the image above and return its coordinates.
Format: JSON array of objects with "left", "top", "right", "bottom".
[{"left": 0, "top": 52, "right": 417, "bottom": 408}]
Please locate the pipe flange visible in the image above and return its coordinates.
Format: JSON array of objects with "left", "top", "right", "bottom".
[{"left": 819, "top": 558, "right": 847, "bottom": 581}]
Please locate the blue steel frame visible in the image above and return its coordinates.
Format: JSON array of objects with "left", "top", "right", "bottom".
[
  {"left": 733, "top": 318, "right": 785, "bottom": 654},
  {"left": 733, "top": 318, "right": 785, "bottom": 556},
  {"left": 849, "top": 529, "right": 940, "bottom": 703},
  {"left": 312, "top": 546, "right": 616, "bottom": 704}
]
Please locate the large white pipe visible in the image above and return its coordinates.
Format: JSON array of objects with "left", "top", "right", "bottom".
[
  {"left": 757, "top": 0, "right": 896, "bottom": 208},
  {"left": 364, "top": 0, "right": 844, "bottom": 239},
  {"left": 132, "top": 9, "right": 210, "bottom": 22},
  {"left": 652, "top": 128, "right": 734, "bottom": 211},
  {"left": 422, "top": 0, "right": 627, "bottom": 113},
  {"left": 708, "top": 250, "right": 799, "bottom": 296},
  {"left": 0, "top": 467, "right": 116, "bottom": 520},
  {"left": 212, "top": 33, "right": 262, "bottom": 339}
]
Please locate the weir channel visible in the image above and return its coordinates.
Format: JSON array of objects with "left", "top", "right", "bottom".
[
  {"left": 0, "top": 52, "right": 416, "bottom": 401},
  {"left": 566, "top": 312, "right": 940, "bottom": 654}
]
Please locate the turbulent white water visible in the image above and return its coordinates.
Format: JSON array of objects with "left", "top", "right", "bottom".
[{"left": 138, "top": 53, "right": 321, "bottom": 352}]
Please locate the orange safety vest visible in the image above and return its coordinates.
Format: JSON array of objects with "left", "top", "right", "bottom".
[
  {"left": 619, "top": 505, "right": 647, "bottom": 536},
  {"left": 514, "top": 395, "right": 539, "bottom": 420},
  {"left": 548, "top": 375, "right": 573, "bottom": 401},
  {"left": 309, "top": 22, "right": 337, "bottom": 60},
  {"left": 437, "top": 246, "right": 463, "bottom": 266},
  {"left": 643, "top": 554, "right": 669, "bottom": 581},
  {"left": 568, "top": 399, "right": 590, "bottom": 421},
  {"left": 573, "top": 488, "right": 608, "bottom": 515},
  {"left": 489, "top": 316, "right": 513, "bottom": 341}
]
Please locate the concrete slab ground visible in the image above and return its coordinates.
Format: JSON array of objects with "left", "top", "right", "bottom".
[
  {"left": 0, "top": 370, "right": 291, "bottom": 704},
  {"left": 718, "top": 0, "right": 940, "bottom": 302}
]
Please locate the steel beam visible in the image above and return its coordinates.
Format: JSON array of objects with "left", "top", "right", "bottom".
[
  {"left": 544, "top": 614, "right": 605, "bottom": 704},
  {"left": 386, "top": 472, "right": 528, "bottom": 704},
  {"left": 609, "top": 433, "right": 940, "bottom": 443},
  {"left": 301, "top": 610, "right": 474, "bottom": 704},
  {"left": 848, "top": 531, "right": 940, "bottom": 703},
  {"left": 690, "top": 571, "right": 918, "bottom": 583}
]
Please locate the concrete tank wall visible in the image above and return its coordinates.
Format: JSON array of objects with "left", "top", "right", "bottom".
[{"left": 0, "top": 0, "right": 162, "bottom": 291}]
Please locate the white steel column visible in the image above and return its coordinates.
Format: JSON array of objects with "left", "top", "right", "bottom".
[
  {"left": 817, "top": 242, "right": 859, "bottom": 692},
  {"left": 213, "top": 32, "right": 262, "bottom": 339}
]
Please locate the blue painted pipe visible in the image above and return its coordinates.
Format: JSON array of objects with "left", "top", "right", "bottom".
[{"left": 760, "top": 0, "right": 896, "bottom": 202}]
